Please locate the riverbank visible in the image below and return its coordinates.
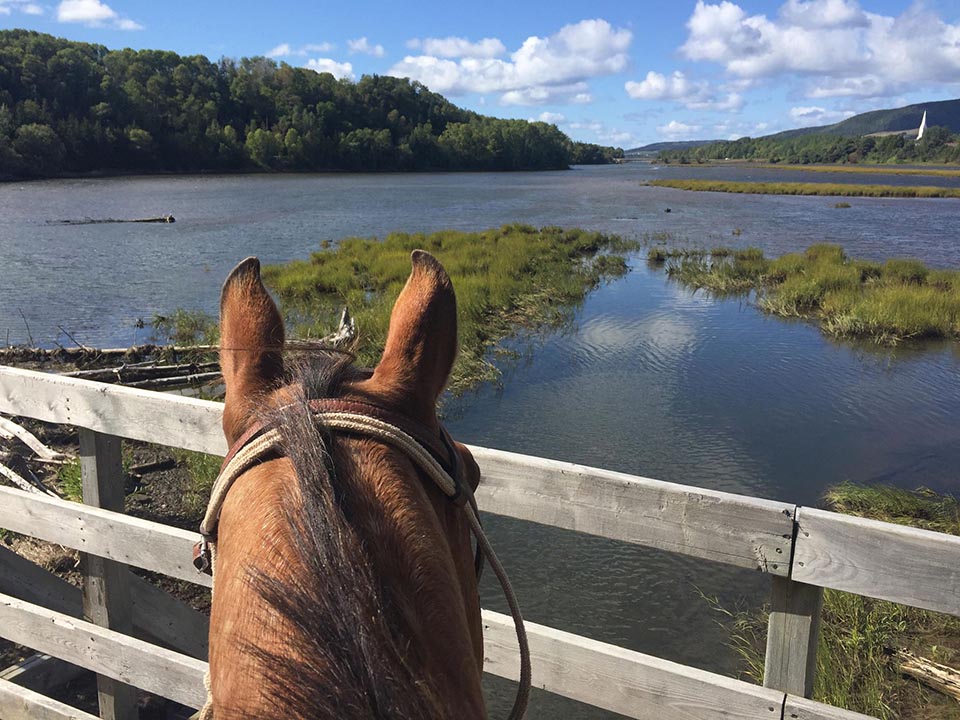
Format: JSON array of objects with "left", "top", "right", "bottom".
[
  {"left": 648, "top": 179, "right": 960, "bottom": 198},
  {"left": 648, "top": 244, "right": 960, "bottom": 344}
]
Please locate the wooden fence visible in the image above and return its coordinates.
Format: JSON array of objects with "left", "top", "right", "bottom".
[{"left": 1, "top": 364, "right": 957, "bottom": 720}]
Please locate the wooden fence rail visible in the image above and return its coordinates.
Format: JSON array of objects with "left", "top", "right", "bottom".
[{"left": 0, "top": 365, "right": 957, "bottom": 720}]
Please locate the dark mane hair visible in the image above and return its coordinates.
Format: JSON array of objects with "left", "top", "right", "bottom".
[{"left": 244, "top": 350, "right": 450, "bottom": 719}]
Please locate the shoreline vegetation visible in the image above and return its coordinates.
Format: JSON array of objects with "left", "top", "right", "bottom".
[
  {"left": 0, "top": 30, "right": 621, "bottom": 180},
  {"left": 647, "top": 179, "right": 960, "bottom": 198},
  {"left": 647, "top": 244, "right": 960, "bottom": 344},
  {"left": 751, "top": 164, "right": 960, "bottom": 178},
  {"left": 262, "top": 225, "right": 638, "bottom": 393},
  {"left": 718, "top": 483, "right": 960, "bottom": 719}
]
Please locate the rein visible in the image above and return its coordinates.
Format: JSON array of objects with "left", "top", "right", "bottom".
[{"left": 195, "top": 401, "right": 531, "bottom": 720}]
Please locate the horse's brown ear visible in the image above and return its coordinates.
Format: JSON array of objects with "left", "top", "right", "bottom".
[
  {"left": 367, "top": 250, "right": 457, "bottom": 425},
  {"left": 219, "top": 257, "right": 285, "bottom": 443}
]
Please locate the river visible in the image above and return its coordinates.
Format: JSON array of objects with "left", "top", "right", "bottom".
[{"left": 3, "top": 165, "right": 960, "bottom": 717}]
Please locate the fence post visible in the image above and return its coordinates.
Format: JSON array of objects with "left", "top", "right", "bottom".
[
  {"left": 79, "top": 429, "right": 139, "bottom": 720},
  {"left": 763, "top": 575, "right": 823, "bottom": 698}
]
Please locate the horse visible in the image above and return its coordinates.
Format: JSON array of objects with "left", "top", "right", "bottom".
[{"left": 202, "top": 250, "right": 527, "bottom": 719}]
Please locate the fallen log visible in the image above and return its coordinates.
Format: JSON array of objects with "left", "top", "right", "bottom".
[
  {"left": 0, "top": 417, "right": 67, "bottom": 462},
  {"left": 897, "top": 648, "right": 960, "bottom": 702},
  {"left": 49, "top": 215, "right": 175, "bottom": 225}
]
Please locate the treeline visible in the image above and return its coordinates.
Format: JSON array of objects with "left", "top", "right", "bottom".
[
  {"left": 0, "top": 30, "right": 621, "bottom": 178},
  {"left": 660, "top": 128, "right": 960, "bottom": 165}
]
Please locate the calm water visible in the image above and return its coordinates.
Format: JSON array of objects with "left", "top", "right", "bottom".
[{"left": 3, "top": 166, "right": 960, "bottom": 717}]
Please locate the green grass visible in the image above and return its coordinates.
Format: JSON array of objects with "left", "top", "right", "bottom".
[
  {"left": 656, "top": 244, "right": 960, "bottom": 344},
  {"left": 57, "top": 458, "right": 83, "bottom": 501},
  {"left": 171, "top": 449, "right": 221, "bottom": 518},
  {"left": 713, "top": 483, "right": 960, "bottom": 719},
  {"left": 263, "top": 225, "right": 638, "bottom": 393},
  {"left": 649, "top": 179, "right": 960, "bottom": 198}
]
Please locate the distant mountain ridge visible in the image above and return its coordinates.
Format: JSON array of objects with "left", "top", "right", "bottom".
[{"left": 626, "top": 139, "right": 721, "bottom": 154}]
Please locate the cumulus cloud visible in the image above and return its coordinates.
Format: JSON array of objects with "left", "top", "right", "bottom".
[
  {"left": 305, "top": 58, "right": 355, "bottom": 80},
  {"left": 537, "top": 111, "right": 566, "bottom": 123},
  {"left": 0, "top": 0, "right": 43, "bottom": 14},
  {"left": 267, "top": 42, "right": 336, "bottom": 58},
  {"left": 348, "top": 37, "right": 385, "bottom": 57},
  {"left": 56, "top": 0, "right": 141, "bottom": 28},
  {"left": 625, "top": 70, "right": 744, "bottom": 111},
  {"left": 679, "top": 0, "right": 960, "bottom": 98},
  {"left": 789, "top": 105, "right": 856, "bottom": 125},
  {"left": 657, "top": 120, "right": 702, "bottom": 140},
  {"left": 407, "top": 36, "right": 506, "bottom": 58},
  {"left": 568, "top": 120, "right": 639, "bottom": 147},
  {"left": 388, "top": 18, "right": 631, "bottom": 106}
]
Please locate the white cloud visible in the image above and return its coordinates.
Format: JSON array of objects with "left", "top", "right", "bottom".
[
  {"left": 0, "top": 5, "right": 9, "bottom": 13},
  {"left": 56, "top": 0, "right": 141, "bottom": 29},
  {"left": 348, "top": 37, "right": 385, "bottom": 58},
  {"left": 789, "top": 105, "right": 856, "bottom": 126},
  {"left": 406, "top": 36, "right": 506, "bottom": 58},
  {"left": 679, "top": 0, "right": 960, "bottom": 98},
  {"left": 266, "top": 43, "right": 292, "bottom": 58},
  {"left": 22, "top": 3, "right": 43, "bottom": 14},
  {"left": 625, "top": 70, "right": 744, "bottom": 112},
  {"left": 567, "top": 119, "right": 639, "bottom": 147},
  {"left": 657, "top": 120, "right": 703, "bottom": 140},
  {"left": 537, "top": 111, "right": 566, "bottom": 123},
  {"left": 305, "top": 58, "right": 355, "bottom": 81},
  {"left": 389, "top": 18, "right": 631, "bottom": 106},
  {"left": 267, "top": 42, "right": 337, "bottom": 59}
]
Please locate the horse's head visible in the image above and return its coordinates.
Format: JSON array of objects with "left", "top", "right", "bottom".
[{"left": 210, "top": 251, "right": 484, "bottom": 719}]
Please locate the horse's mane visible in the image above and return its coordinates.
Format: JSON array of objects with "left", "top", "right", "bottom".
[{"left": 243, "top": 350, "right": 450, "bottom": 719}]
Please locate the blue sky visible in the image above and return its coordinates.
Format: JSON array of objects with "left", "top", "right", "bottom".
[{"left": 2, "top": 0, "right": 959, "bottom": 148}]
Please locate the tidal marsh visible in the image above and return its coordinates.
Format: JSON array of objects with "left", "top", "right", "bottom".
[
  {"left": 657, "top": 244, "right": 960, "bottom": 344},
  {"left": 263, "top": 225, "right": 638, "bottom": 392},
  {"left": 649, "top": 179, "right": 960, "bottom": 199}
]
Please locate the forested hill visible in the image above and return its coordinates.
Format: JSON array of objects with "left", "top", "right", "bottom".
[
  {"left": 658, "top": 98, "right": 960, "bottom": 165},
  {"left": 0, "top": 30, "right": 621, "bottom": 179}
]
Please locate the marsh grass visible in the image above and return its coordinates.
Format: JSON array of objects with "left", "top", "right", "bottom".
[
  {"left": 649, "top": 179, "right": 960, "bottom": 198},
  {"left": 756, "top": 165, "right": 960, "bottom": 178},
  {"left": 657, "top": 243, "right": 960, "bottom": 344},
  {"left": 264, "top": 225, "right": 639, "bottom": 393},
  {"left": 712, "top": 483, "right": 960, "bottom": 719}
]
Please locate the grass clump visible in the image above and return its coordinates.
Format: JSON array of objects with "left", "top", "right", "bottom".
[
  {"left": 264, "top": 225, "right": 639, "bottom": 393},
  {"left": 171, "top": 449, "right": 222, "bottom": 518},
  {"left": 653, "top": 242, "right": 960, "bottom": 344},
  {"left": 649, "top": 179, "right": 960, "bottom": 198},
  {"left": 714, "top": 483, "right": 960, "bottom": 719},
  {"left": 835, "top": 202, "right": 852, "bottom": 208},
  {"left": 57, "top": 458, "right": 83, "bottom": 502}
]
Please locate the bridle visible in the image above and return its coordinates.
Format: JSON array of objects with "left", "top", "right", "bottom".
[{"left": 194, "top": 396, "right": 531, "bottom": 720}]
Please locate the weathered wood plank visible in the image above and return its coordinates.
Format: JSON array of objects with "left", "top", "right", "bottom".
[
  {"left": 0, "top": 366, "right": 225, "bottom": 455},
  {"left": 0, "top": 486, "right": 211, "bottom": 588},
  {"left": 0, "top": 544, "right": 208, "bottom": 659},
  {"left": 764, "top": 577, "right": 823, "bottom": 698},
  {"left": 470, "top": 446, "right": 795, "bottom": 574},
  {"left": 0, "top": 679, "right": 101, "bottom": 720},
  {"left": 79, "top": 430, "right": 139, "bottom": 720},
  {"left": 792, "top": 507, "right": 960, "bottom": 616},
  {"left": 0, "top": 592, "right": 206, "bottom": 709},
  {"left": 783, "top": 696, "right": 878, "bottom": 719},
  {"left": 481, "top": 609, "right": 784, "bottom": 720}
]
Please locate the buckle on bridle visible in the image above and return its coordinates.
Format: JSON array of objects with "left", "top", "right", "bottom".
[{"left": 193, "top": 537, "right": 213, "bottom": 574}]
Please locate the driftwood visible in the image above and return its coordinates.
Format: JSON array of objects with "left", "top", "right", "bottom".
[
  {"left": 49, "top": 215, "right": 175, "bottom": 225},
  {"left": 0, "top": 343, "right": 218, "bottom": 364},
  {"left": 0, "top": 461, "right": 58, "bottom": 497},
  {"left": 897, "top": 649, "right": 960, "bottom": 702},
  {"left": 0, "top": 417, "right": 66, "bottom": 462}
]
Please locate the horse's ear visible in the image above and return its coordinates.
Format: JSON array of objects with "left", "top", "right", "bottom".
[
  {"left": 219, "top": 257, "right": 285, "bottom": 443},
  {"left": 367, "top": 250, "right": 457, "bottom": 424}
]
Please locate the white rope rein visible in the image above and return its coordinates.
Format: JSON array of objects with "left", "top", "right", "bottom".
[{"left": 199, "top": 411, "right": 531, "bottom": 720}]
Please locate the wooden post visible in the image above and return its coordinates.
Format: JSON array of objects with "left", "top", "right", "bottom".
[
  {"left": 79, "top": 429, "right": 139, "bottom": 720},
  {"left": 763, "top": 575, "right": 823, "bottom": 698}
]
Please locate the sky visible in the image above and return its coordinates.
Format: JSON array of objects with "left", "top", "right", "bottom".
[{"left": 2, "top": 0, "right": 960, "bottom": 149}]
